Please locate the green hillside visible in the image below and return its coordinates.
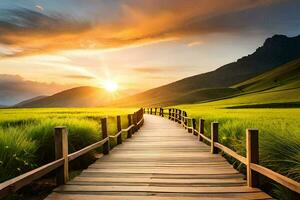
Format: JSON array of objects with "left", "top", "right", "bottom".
[
  {"left": 158, "top": 88, "right": 239, "bottom": 105},
  {"left": 202, "top": 58, "right": 300, "bottom": 108},
  {"left": 233, "top": 58, "right": 300, "bottom": 92}
]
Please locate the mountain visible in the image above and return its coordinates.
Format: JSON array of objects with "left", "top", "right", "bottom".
[
  {"left": 14, "top": 96, "right": 48, "bottom": 107},
  {"left": 0, "top": 74, "right": 69, "bottom": 106},
  {"left": 216, "top": 58, "right": 300, "bottom": 108},
  {"left": 16, "top": 86, "right": 118, "bottom": 108},
  {"left": 115, "top": 34, "right": 300, "bottom": 106},
  {"left": 233, "top": 58, "right": 300, "bottom": 92}
]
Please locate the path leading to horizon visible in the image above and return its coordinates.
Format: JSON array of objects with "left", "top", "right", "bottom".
[{"left": 45, "top": 114, "right": 271, "bottom": 200}]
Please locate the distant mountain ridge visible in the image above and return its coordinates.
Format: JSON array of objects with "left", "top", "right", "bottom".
[
  {"left": 15, "top": 96, "right": 48, "bottom": 107},
  {"left": 16, "top": 86, "right": 118, "bottom": 108},
  {"left": 114, "top": 34, "right": 300, "bottom": 106},
  {"left": 15, "top": 34, "right": 300, "bottom": 108}
]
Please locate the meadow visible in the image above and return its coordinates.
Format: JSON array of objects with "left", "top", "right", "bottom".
[
  {"left": 177, "top": 103, "right": 300, "bottom": 198},
  {"left": 0, "top": 108, "right": 136, "bottom": 182},
  {"left": 1, "top": 106, "right": 299, "bottom": 199}
]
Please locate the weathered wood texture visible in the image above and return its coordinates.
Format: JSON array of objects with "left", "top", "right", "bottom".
[
  {"left": 54, "top": 126, "right": 69, "bottom": 185},
  {"left": 46, "top": 115, "right": 271, "bottom": 200},
  {"left": 116, "top": 116, "right": 122, "bottom": 145}
]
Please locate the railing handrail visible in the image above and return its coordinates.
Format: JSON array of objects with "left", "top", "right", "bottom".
[
  {"left": 0, "top": 158, "right": 64, "bottom": 198},
  {"left": 68, "top": 137, "right": 109, "bottom": 162},
  {"left": 145, "top": 107, "right": 300, "bottom": 194},
  {"left": 0, "top": 108, "right": 145, "bottom": 199}
]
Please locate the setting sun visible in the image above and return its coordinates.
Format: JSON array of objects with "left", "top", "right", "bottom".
[{"left": 103, "top": 80, "right": 118, "bottom": 92}]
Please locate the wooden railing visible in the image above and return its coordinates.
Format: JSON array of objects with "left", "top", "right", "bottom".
[
  {"left": 144, "top": 107, "right": 300, "bottom": 194},
  {"left": 0, "top": 108, "right": 144, "bottom": 199}
]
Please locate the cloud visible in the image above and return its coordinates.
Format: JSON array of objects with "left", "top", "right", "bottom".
[
  {"left": 131, "top": 67, "right": 166, "bottom": 73},
  {"left": 187, "top": 41, "right": 203, "bottom": 47},
  {"left": 0, "top": 0, "right": 289, "bottom": 57},
  {"left": 0, "top": 74, "right": 70, "bottom": 105},
  {"left": 64, "top": 75, "right": 95, "bottom": 80},
  {"left": 35, "top": 5, "right": 44, "bottom": 12}
]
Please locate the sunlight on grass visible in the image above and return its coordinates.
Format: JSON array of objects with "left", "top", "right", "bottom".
[
  {"left": 176, "top": 103, "right": 300, "bottom": 197},
  {"left": 0, "top": 107, "right": 135, "bottom": 182}
]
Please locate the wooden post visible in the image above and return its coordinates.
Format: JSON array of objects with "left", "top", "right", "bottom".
[
  {"left": 188, "top": 118, "right": 192, "bottom": 133},
  {"left": 127, "top": 114, "right": 132, "bottom": 138},
  {"left": 198, "top": 119, "right": 205, "bottom": 141},
  {"left": 192, "top": 118, "right": 197, "bottom": 136},
  {"left": 247, "top": 129, "right": 259, "bottom": 188},
  {"left": 174, "top": 109, "right": 178, "bottom": 122},
  {"left": 154, "top": 108, "right": 157, "bottom": 115},
  {"left": 178, "top": 110, "right": 182, "bottom": 124},
  {"left": 211, "top": 122, "right": 218, "bottom": 154},
  {"left": 161, "top": 108, "right": 164, "bottom": 117},
  {"left": 101, "top": 118, "right": 110, "bottom": 155},
  {"left": 54, "top": 126, "right": 69, "bottom": 185},
  {"left": 184, "top": 112, "right": 187, "bottom": 129},
  {"left": 133, "top": 112, "right": 137, "bottom": 133},
  {"left": 137, "top": 110, "right": 140, "bottom": 129},
  {"left": 168, "top": 109, "right": 171, "bottom": 119},
  {"left": 116, "top": 115, "right": 122, "bottom": 145}
]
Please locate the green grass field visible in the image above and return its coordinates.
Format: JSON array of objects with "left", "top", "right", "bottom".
[
  {"left": 0, "top": 108, "right": 136, "bottom": 182},
  {"left": 176, "top": 102, "right": 300, "bottom": 198},
  {"left": 173, "top": 61, "right": 300, "bottom": 197}
]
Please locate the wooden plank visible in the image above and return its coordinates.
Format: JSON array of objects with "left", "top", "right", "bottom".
[
  {"left": 79, "top": 172, "right": 245, "bottom": 179},
  {"left": 71, "top": 177, "right": 247, "bottom": 184},
  {"left": 66, "top": 182, "right": 246, "bottom": 187},
  {"left": 54, "top": 185, "right": 262, "bottom": 193},
  {"left": 83, "top": 168, "right": 238, "bottom": 175},
  {"left": 46, "top": 193, "right": 272, "bottom": 200}
]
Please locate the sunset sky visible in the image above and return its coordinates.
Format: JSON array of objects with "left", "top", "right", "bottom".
[{"left": 0, "top": 0, "right": 300, "bottom": 105}]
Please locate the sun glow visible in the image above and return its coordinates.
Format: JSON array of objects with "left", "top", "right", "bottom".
[{"left": 103, "top": 80, "right": 118, "bottom": 92}]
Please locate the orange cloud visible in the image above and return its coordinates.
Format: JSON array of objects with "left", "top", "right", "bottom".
[{"left": 0, "top": 0, "right": 280, "bottom": 57}]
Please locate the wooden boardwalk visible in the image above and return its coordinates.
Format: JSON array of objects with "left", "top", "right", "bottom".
[{"left": 45, "top": 114, "right": 271, "bottom": 200}]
